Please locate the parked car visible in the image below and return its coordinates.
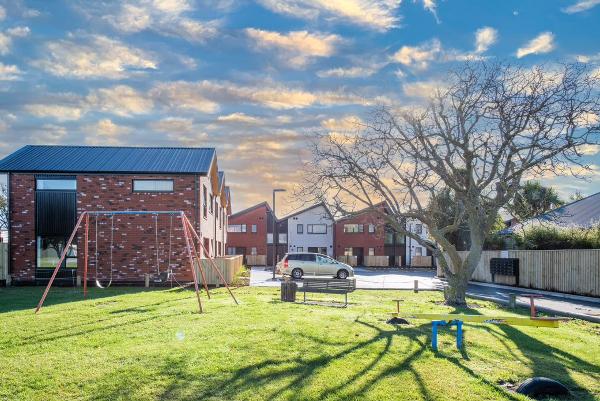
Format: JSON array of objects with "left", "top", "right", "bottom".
[{"left": 276, "top": 252, "right": 354, "bottom": 279}]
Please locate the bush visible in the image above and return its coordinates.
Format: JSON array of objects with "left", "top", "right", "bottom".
[{"left": 510, "top": 224, "right": 600, "bottom": 250}]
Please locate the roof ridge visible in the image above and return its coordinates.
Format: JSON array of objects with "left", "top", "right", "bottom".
[{"left": 23, "top": 144, "right": 216, "bottom": 150}]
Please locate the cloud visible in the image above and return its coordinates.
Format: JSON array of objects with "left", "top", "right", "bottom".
[
  {"left": 562, "top": 0, "right": 600, "bottom": 13},
  {"left": 321, "top": 115, "right": 363, "bottom": 131},
  {"left": 24, "top": 92, "right": 85, "bottom": 121},
  {"left": 516, "top": 32, "right": 555, "bottom": 58},
  {"left": 317, "top": 65, "right": 382, "bottom": 78},
  {"left": 91, "top": 0, "right": 219, "bottom": 43},
  {"left": 7, "top": 26, "right": 30, "bottom": 37},
  {"left": 86, "top": 85, "right": 153, "bottom": 117},
  {"left": 150, "top": 81, "right": 220, "bottom": 113},
  {"left": 256, "top": 0, "right": 402, "bottom": 32},
  {"left": 84, "top": 119, "right": 132, "bottom": 145},
  {"left": 577, "top": 144, "right": 600, "bottom": 155},
  {"left": 31, "top": 34, "right": 157, "bottom": 79},
  {"left": 246, "top": 28, "right": 342, "bottom": 68},
  {"left": 420, "top": 0, "right": 440, "bottom": 23},
  {"left": 0, "top": 62, "right": 23, "bottom": 80},
  {"left": 474, "top": 27, "right": 498, "bottom": 54},
  {"left": 0, "top": 6, "right": 5, "bottom": 21},
  {"left": 0, "top": 33, "right": 10, "bottom": 55},
  {"left": 402, "top": 80, "right": 444, "bottom": 98},
  {"left": 150, "top": 80, "right": 378, "bottom": 111},
  {"left": 150, "top": 117, "right": 195, "bottom": 133},
  {"left": 391, "top": 39, "right": 442, "bottom": 70},
  {"left": 217, "top": 112, "right": 263, "bottom": 124}
]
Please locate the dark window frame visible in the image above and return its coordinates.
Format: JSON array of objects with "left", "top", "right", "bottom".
[
  {"left": 297, "top": 224, "right": 303, "bottom": 234},
  {"left": 307, "top": 224, "right": 327, "bottom": 234}
]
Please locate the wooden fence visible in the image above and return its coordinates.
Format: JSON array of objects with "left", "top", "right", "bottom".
[
  {"left": 197, "top": 255, "right": 243, "bottom": 286},
  {"left": 438, "top": 249, "right": 600, "bottom": 297},
  {"left": 411, "top": 256, "right": 432, "bottom": 267},
  {"left": 337, "top": 255, "right": 358, "bottom": 266},
  {"left": 0, "top": 243, "right": 6, "bottom": 281},
  {"left": 245, "top": 255, "right": 266, "bottom": 266},
  {"left": 363, "top": 256, "right": 390, "bottom": 267}
]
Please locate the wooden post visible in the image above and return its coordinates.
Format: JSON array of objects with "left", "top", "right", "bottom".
[
  {"left": 508, "top": 294, "right": 517, "bottom": 309},
  {"left": 183, "top": 217, "right": 211, "bottom": 299},
  {"left": 183, "top": 214, "right": 239, "bottom": 305},
  {"left": 181, "top": 213, "right": 203, "bottom": 314},
  {"left": 35, "top": 212, "right": 87, "bottom": 313},
  {"left": 144, "top": 274, "right": 150, "bottom": 288},
  {"left": 414, "top": 280, "right": 419, "bottom": 293},
  {"left": 76, "top": 275, "right": 81, "bottom": 287},
  {"left": 83, "top": 213, "right": 89, "bottom": 297}
]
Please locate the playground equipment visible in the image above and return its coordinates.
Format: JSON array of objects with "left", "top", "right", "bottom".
[{"left": 35, "top": 210, "right": 238, "bottom": 314}]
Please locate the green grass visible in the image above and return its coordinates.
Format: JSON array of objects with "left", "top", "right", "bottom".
[{"left": 0, "top": 286, "right": 598, "bottom": 401}]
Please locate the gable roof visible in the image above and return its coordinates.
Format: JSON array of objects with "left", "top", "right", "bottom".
[
  {"left": 229, "top": 201, "right": 272, "bottom": 219},
  {"left": 503, "top": 191, "right": 600, "bottom": 233},
  {"left": 279, "top": 202, "right": 334, "bottom": 222},
  {"left": 335, "top": 201, "right": 388, "bottom": 222},
  {"left": 0, "top": 145, "right": 216, "bottom": 174}
]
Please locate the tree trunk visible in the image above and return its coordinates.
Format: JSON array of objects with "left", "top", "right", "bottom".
[{"left": 445, "top": 270, "right": 468, "bottom": 306}]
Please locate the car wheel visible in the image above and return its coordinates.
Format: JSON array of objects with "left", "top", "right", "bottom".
[
  {"left": 291, "top": 268, "right": 303, "bottom": 279},
  {"left": 337, "top": 269, "right": 349, "bottom": 279}
]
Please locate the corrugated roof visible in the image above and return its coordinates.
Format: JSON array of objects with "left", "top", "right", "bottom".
[
  {"left": 503, "top": 192, "right": 600, "bottom": 233},
  {"left": 0, "top": 145, "right": 216, "bottom": 174}
]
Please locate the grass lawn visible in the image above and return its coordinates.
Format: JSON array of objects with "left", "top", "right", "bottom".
[{"left": 0, "top": 286, "right": 598, "bottom": 401}]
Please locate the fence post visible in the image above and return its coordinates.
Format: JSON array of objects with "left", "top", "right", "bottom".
[
  {"left": 414, "top": 280, "right": 419, "bottom": 293},
  {"left": 508, "top": 294, "right": 517, "bottom": 309},
  {"left": 144, "top": 274, "right": 150, "bottom": 288}
]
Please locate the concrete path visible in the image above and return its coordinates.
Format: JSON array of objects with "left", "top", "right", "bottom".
[
  {"left": 250, "top": 266, "right": 443, "bottom": 290},
  {"left": 249, "top": 266, "right": 600, "bottom": 322}
]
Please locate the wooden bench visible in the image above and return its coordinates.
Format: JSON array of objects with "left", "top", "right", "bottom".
[{"left": 301, "top": 278, "right": 356, "bottom": 306}]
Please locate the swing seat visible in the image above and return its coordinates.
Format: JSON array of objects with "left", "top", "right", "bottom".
[
  {"left": 95, "top": 279, "right": 113, "bottom": 289},
  {"left": 154, "top": 271, "right": 170, "bottom": 283}
]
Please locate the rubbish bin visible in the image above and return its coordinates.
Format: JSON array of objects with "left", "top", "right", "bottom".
[{"left": 281, "top": 281, "right": 298, "bottom": 302}]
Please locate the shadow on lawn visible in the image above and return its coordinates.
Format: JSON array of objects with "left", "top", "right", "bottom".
[
  {"left": 85, "top": 319, "right": 538, "bottom": 401},
  {"left": 447, "top": 305, "right": 598, "bottom": 400}
]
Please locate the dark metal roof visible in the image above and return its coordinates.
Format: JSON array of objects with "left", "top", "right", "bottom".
[
  {"left": 229, "top": 201, "right": 272, "bottom": 219},
  {"left": 218, "top": 171, "right": 225, "bottom": 190},
  {"left": 502, "top": 191, "right": 600, "bottom": 233},
  {"left": 279, "top": 202, "right": 334, "bottom": 222},
  {"left": 0, "top": 145, "right": 216, "bottom": 174}
]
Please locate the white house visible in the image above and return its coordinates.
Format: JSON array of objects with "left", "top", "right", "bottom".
[
  {"left": 283, "top": 203, "right": 334, "bottom": 257},
  {"left": 405, "top": 218, "right": 429, "bottom": 265}
]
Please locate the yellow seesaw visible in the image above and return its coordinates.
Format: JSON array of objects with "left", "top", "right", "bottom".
[{"left": 409, "top": 313, "right": 564, "bottom": 328}]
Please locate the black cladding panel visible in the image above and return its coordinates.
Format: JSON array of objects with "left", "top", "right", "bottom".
[{"left": 35, "top": 191, "right": 77, "bottom": 236}]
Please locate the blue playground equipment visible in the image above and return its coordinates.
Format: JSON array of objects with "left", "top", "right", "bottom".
[{"left": 431, "top": 320, "right": 463, "bottom": 351}]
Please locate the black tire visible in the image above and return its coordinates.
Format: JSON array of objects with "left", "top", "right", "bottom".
[
  {"left": 337, "top": 269, "right": 349, "bottom": 279},
  {"left": 516, "top": 377, "right": 569, "bottom": 398},
  {"left": 291, "top": 268, "right": 303, "bottom": 279}
]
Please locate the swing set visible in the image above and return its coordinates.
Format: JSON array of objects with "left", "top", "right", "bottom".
[{"left": 34, "top": 210, "right": 238, "bottom": 314}]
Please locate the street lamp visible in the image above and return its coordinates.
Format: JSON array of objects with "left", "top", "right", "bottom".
[{"left": 272, "top": 188, "right": 286, "bottom": 279}]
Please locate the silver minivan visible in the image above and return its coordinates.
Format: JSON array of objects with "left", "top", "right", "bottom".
[{"left": 277, "top": 252, "right": 354, "bottom": 279}]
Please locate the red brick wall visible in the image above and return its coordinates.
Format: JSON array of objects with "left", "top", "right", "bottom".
[
  {"left": 334, "top": 211, "right": 386, "bottom": 257},
  {"left": 9, "top": 174, "right": 36, "bottom": 281},
  {"left": 9, "top": 173, "right": 206, "bottom": 283},
  {"left": 227, "top": 204, "right": 269, "bottom": 255}
]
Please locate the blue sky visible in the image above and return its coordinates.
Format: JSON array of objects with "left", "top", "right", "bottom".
[{"left": 0, "top": 0, "right": 599, "bottom": 213}]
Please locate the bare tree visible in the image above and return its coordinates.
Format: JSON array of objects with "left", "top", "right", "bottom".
[
  {"left": 0, "top": 183, "right": 8, "bottom": 231},
  {"left": 300, "top": 62, "right": 600, "bottom": 305}
]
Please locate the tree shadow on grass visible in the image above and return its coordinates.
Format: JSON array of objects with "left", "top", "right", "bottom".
[
  {"left": 446, "top": 304, "right": 599, "bottom": 400},
  {"left": 83, "top": 319, "right": 532, "bottom": 401}
]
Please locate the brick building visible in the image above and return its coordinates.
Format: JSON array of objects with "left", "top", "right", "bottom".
[
  {"left": 226, "top": 202, "right": 271, "bottom": 264},
  {"left": 0, "top": 145, "right": 231, "bottom": 285},
  {"left": 334, "top": 204, "right": 405, "bottom": 266}
]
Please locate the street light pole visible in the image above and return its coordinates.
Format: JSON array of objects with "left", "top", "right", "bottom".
[{"left": 272, "top": 188, "right": 286, "bottom": 279}]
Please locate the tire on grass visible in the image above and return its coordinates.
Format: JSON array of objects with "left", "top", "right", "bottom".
[{"left": 516, "top": 377, "right": 569, "bottom": 399}]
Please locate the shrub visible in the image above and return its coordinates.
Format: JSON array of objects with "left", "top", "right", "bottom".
[{"left": 511, "top": 224, "right": 600, "bottom": 250}]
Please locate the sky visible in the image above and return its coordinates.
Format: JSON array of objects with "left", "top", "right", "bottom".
[{"left": 0, "top": 0, "right": 599, "bottom": 214}]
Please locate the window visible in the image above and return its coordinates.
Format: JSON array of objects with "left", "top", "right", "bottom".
[
  {"left": 297, "top": 224, "right": 303, "bottom": 234},
  {"left": 251, "top": 224, "right": 257, "bottom": 233},
  {"left": 307, "top": 224, "right": 327, "bottom": 234},
  {"left": 344, "top": 247, "right": 353, "bottom": 256},
  {"left": 415, "top": 247, "right": 422, "bottom": 256},
  {"left": 37, "top": 236, "right": 77, "bottom": 269},
  {"left": 368, "top": 224, "right": 375, "bottom": 233},
  {"left": 296, "top": 246, "right": 304, "bottom": 252},
  {"left": 415, "top": 223, "right": 423, "bottom": 235},
  {"left": 278, "top": 233, "right": 287, "bottom": 243},
  {"left": 368, "top": 247, "right": 375, "bottom": 256},
  {"left": 343, "top": 224, "right": 363, "bottom": 233},
  {"left": 36, "top": 178, "right": 76, "bottom": 191},
  {"left": 203, "top": 185, "right": 207, "bottom": 218},
  {"left": 251, "top": 247, "right": 257, "bottom": 255},
  {"left": 267, "top": 233, "right": 273, "bottom": 243},
  {"left": 228, "top": 224, "right": 247, "bottom": 233},
  {"left": 133, "top": 179, "right": 173, "bottom": 192},
  {"left": 227, "top": 247, "right": 236, "bottom": 255},
  {"left": 384, "top": 231, "right": 394, "bottom": 245}
]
